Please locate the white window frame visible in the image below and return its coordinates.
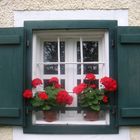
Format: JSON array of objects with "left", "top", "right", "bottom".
[{"left": 32, "top": 29, "right": 110, "bottom": 125}]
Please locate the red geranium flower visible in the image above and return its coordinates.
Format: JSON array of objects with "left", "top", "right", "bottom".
[
  {"left": 85, "top": 73, "right": 96, "bottom": 81},
  {"left": 73, "top": 83, "right": 87, "bottom": 94},
  {"left": 23, "top": 89, "right": 32, "bottom": 99},
  {"left": 56, "top": 90, "right": 73, "bottom": 105},
  {"left": 102, "top": 95, "right": 108, "bottom": 103},
  {"left": 38, "top": 92, "right": 48, "bottom": 100},
  {"left": 65, "top": 95, "right": 73, "bottom": 105},
  {"left": 54, "top": 83, "right": 61, "bottom": 88},
  {"left": 32, "top": 78, "right": 42, "bottom": 88},
  {"left": 90, "top": 84, "right": 97, "bottom": 89},
  {"left": 49, "top": 77, "right": 59, "bottom": 83},
  {"left": 100, "top": 76, "right": 117, "bottom": 92}
]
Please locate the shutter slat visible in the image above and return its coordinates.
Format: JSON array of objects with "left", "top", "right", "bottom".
[
  {"left": 0, "top": 108, "right": 20, "bottom": 117},
  {"left": 121, "top": 108, "right": 140, "bottom": 118},
  {"left": 120, "top": 34, "right": 140, "bottom": 44},
  {"left": 0, "top": 35, "right": 20, "bottom": 45}
]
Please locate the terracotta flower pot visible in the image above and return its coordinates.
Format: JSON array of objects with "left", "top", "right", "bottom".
[
  {"left": 43, "top": 110, "right": 58, "bottom": 122},
  {"left": 84, "top": 111, "right": 99, "bottom": 121}
]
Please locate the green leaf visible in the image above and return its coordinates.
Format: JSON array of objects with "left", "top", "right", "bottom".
[
  {"left": 97, "top": 96, "right": 103, "bottom": 100},
  {"left": 42, "top": 105, "right": 51, "bottom": 111},
  {"left": 92, "top": 99, "right": 98, "bottom": 104},
  {"left": 90, "top": 105, "right": 100, "bottom": 111}
]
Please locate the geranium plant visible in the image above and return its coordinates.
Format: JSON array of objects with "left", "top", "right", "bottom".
[
  {"left": 23, "top": 77, "right": 73, "bottom": 111},
  {"left": 73, "top": 73, "right": 117, "bottom": 112}
]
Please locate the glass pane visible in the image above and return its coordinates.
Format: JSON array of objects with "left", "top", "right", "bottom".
[
  {"left": 84, "top": 64, "right": 98, "bottom": 74},
  {"left": 43, "top": 79, "right": 49, "bottom": 88},
  {"left": 84, "top": 79, "right": 99, "bottom": 88},
  {"left": 77, "top": 42, "right": 81, "bottom": 74},
  {"left": 44, "top": 65, "right": 58, "bottom": 74},
  {"left": 77, "top": 42, "right": 81, "bottom": 62},
  {"left": 77, "top": 64, "right": 81, "bottom": 75},
  {"left": 43, "top": 41, "right": 58, "bottom": 74},
  {"left": 60, "top": 79, "right": 65, "bottom": 88},
  {"left": 77, "top": 41, "right": 98, "bottom": 75},
  {"left": 60, "top": 42, "right": 65, "bottom": 62},
  {"left": 60, "top": 64, "right": 65, "bottom": 74},
  {"left": 83, "top": 41, "right": 98, "bottom": 62},
  {"left": 60, "top": 42, "right": 65, "bottom": 74},
  {"left": 77, "top": 79, "right": 81, "bottom": 85},
  {"left": 43, "top": 41, "right": 58, "bottom": 62}
]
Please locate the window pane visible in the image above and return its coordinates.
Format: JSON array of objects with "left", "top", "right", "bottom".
[
  {"left": 60, "top": 64, "right": 65, "bottom": 74},
  {"left": 77, "top": 64, "right": 81, "bottom": 75},
  {"left": 83, "top": 41, "right": 98, "bottom": 62},
  {"left": 60, "top": 42, "right": 65, "bottom": 62},
  {"left": 43, "top": 79, "right": 49, "bottom": 88},
  {"left": 84, "top": 64, "right": 98, "bottom": 74},
  {"left": 77, "top": 43, "right": 81, "bottom": 74},
  {"left": 44, "top": 65, "right": 58, "bottom": 74},
  {"left": 84, "top": 79, "right": 99, "bottom": 88},
  {"left": 77, "top": 41, "right": 98, "bottom": 75},
  {"left": 77, "top": 42, "right": 81, "bottom": 62},
  {"left": 43, "top": 41, "right": 58, "bottom": 74},
  {"left": 60, "top": 79, "right": 65, "bottom": 88},
  {"left": 43, "top": 41, "right": 58, "bottom": 62},
  {"left": 77, "top": 79, "right": 81, "bottom": 85},
  {"left": 60, "top": 42, "right": 65, "bottom": 74}
]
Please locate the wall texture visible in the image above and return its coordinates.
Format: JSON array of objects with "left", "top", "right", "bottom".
[
  {"left": 0, "top": 0, "right": 140, "bottom": 140},
  {"left": 0, "top": 0, "right": 140, "bottom": 27}
]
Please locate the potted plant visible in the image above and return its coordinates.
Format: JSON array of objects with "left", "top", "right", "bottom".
[
  {"left": 73, "top": 73, "right": 117, "bottom": 121},
  {"left": 23, "top": 77, "right": 73, "bottom": 122}
]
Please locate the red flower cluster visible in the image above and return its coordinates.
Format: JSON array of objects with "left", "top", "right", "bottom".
[
  {"left": 32, "top": 78, "right": 42, "bottom": 88},
  {"left": 100, "top": 76, "right": 117, "bottom": 92},
  {"left": 85, "top": 73, "right": 96, "bottom": 81},
  {"left": 38, "top": 92, "right": 48, "bottom": 100},
  {"left": 90, "top": 84, "right": 97, "bottom": 89},
  {"left": 49, "top": 77, "right": 61, "bottom": 88},
  {"left": 23, "top": 89, "right": 32, "bottom": 99},
  {"left": 49, "top": 77, "right": 59, "bottom": 83},
  {"left": 73, "top": 83, "right": 87, "bottom": 94},
  {"left": 56, "top": 90, "right": 73, "bottom": 105},
  {"left": 102, "top": 95, "right": 108, "bottom": 103}
]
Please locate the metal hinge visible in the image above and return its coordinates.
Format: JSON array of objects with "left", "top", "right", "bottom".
[
  {"left": 112, "top": 39, "right": 115, "bottom": 48},
  {"left": 26, "top": 108, "right": 29, "bottom": 115},
  {"left": 25, "top": 108, "right": 32, "bottom": 115},
  {"left": 111, "top": 105, "right": 117, "bottom": 115},
  {"left": 26, "top": 40, "right": 30, "bottom": 47}
]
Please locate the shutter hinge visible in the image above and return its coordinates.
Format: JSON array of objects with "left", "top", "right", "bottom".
[
  {"left": 26, "top": 108, "right": 29, "bottom": 115},
  {"left": 26, "top": 108, "right": 32, "bottom": 115},
  {"left": 26, "top": 40, "right": 30, "bottom": 47},
  {"left": 111, "top": 105, "right": 117, "bottom": 115},
  {"left": 112, "top": 39, "right": 115, "bottom": 48}
]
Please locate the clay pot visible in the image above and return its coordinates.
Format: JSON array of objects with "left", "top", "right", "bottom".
[
  {"left": 43, "top": 110, "right": 58, "bottom": 122},
  {"left": 84, "top": 111, "right": 99, "bottom": 121}
]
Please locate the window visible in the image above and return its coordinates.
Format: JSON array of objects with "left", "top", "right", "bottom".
[
  {"left": 32, "top": 30, "right": 110, "bottom": 125},
  {"left": 23, "top": 20, "right": 118, "bottom": 134},
  {"left": 1, "top": 20, "right": 140, "bottom": 135}
]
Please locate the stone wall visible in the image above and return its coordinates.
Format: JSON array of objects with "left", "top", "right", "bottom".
[{"left": 0, "top": 0, "right": 140, "bottom": 27}]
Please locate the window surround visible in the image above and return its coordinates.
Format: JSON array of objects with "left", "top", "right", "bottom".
[{"left": 22, "top": 20, "right": 118, "bottom": 134}]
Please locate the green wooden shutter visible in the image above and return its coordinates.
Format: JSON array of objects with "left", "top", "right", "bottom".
[
  {"left": 118, "top": 27, "right": 140, "bottom": 125},
  {"left": 0, "top": 28, "right": 24, "bottom": 125}
]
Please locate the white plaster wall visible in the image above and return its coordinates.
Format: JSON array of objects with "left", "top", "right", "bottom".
[
  {"left": 14, "top": 10, "right": 128, "bottom": 27},
  {"left": 12, "top": 9, "right": 130, "bottom": 140},
  {"left": 13, "top": 127, "right": 130, "bottom": 140}
]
